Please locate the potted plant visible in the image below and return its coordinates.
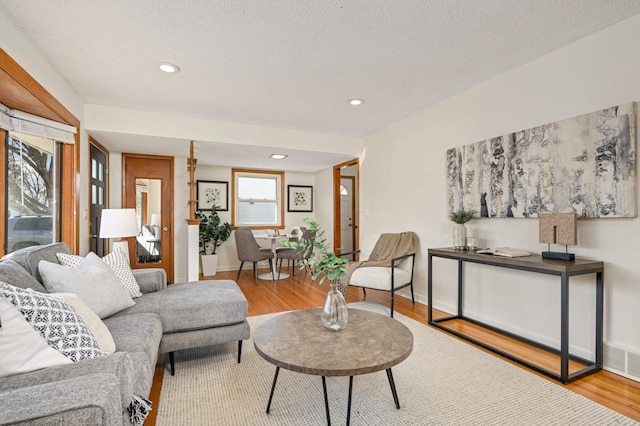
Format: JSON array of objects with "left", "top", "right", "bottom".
[
  {"left": 282, "top": 217, "right": 350, "bottom": 331},
  {"left": 449, "top": 209, "right": 475, "bottom": 250},
  {"left": 196, "top": 208, "right": 233, "bottom": 276}
]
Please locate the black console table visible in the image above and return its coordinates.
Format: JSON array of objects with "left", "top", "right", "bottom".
[{"left": 427, "top": 247, "right": 604, "bottom": 384}]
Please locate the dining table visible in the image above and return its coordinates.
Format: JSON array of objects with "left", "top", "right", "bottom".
[{"left": 255, "top": 233, "right": 290, "bottom": 280}]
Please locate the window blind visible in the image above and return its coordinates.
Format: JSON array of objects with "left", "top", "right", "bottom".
[
  {"left": 236, "top": 175, "right": 280, "bottom": 225},
  {"left": 0, "top": 103, "right": 76, "bottom": 144}
]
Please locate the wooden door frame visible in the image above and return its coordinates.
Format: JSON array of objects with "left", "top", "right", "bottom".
[
  {"left": 122, "top": 153, "right": 174, "bottom": 283},
  {"left": 333, "top": 158, "right": 359, "bottom": 256}
]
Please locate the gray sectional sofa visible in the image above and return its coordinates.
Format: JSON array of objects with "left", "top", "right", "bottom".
[{"left": 0, "top": 243, "right": 250, "bottom": 425}]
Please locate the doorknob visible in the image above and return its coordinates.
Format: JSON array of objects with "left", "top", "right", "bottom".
[{"left": 163, "top": 226, "right": 169, "bottom": 232}]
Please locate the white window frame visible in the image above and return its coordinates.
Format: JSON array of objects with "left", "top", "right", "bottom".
[{"left": 232, "top": 169, "right": 284, "bottom": 229}]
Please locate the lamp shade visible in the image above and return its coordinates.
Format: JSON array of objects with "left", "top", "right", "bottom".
[
  {"left": 150, "top": 213, "right": 161, "bottom": 227},
  {"left": 99, "top": 208, "right": 139, "bottom": 238}
]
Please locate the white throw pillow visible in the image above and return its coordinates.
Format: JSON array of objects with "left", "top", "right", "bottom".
[
  {"left": 39, "top": 252, "right": 135, "bottom": 319},
  {"left": 57, "top": 248, "right": 143, "bottom": 298},
  {"left": 52, "top": 293, "right": 116, "bottom": 354},
  {"left": 0, "top": 282, "right": 104, "bottom": 378},
  {"left": 0, "top": 297, "right": 71, "bottom": 378}
]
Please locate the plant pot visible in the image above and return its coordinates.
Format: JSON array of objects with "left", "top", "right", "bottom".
[
  {"left": 452, "top": 223, "right": 467, "bottom": 250},
  {"left": 201, "top": 254, "right": 218, "bottom": 276}
]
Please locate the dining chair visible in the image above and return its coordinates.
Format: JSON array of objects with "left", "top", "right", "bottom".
[
  {"left": 234, "top": 227, "right": 274, "bottom": 285},
  {"left": 277, "top": 229, "right": 315, "bottom": 283}
]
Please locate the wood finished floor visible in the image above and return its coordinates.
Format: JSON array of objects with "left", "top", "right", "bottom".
[{"left": 146, "top": 267, "right": 640, "bottom": 425}]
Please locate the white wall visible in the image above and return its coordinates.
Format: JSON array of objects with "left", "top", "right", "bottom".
[{"left": 361, "top": 15, "right": 640, "bottom": 357}]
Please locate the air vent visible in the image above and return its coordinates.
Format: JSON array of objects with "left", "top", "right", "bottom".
[
  {"left": 604, "top": 343, "right": 626, "bottom": 373},
  {"left": 628, "top": 352, "right": 640, "bottom": 380}
]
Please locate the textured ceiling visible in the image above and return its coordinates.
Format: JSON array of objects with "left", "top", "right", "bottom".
[{"left": 2, "top": 1, "right": 640, "bottom": 170}]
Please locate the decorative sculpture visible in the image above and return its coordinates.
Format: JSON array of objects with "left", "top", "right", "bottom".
[{"left": 538, "top": 213, "right": 577, "bottom": 260}]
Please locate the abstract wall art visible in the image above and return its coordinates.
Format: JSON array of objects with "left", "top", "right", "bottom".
[
  {"left": 287, "top": 185, "right": 313, "bottom": 212},
  {"left": 446, "top": 102, "right": 637, "bottom": 218}
]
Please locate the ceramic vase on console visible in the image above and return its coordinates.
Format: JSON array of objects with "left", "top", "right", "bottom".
[
  {"left": 321, "top": 281, "right": 349, "bottom": 331},
  {"left": 453, "top": 223, "right": 467, "bottom": 250}
]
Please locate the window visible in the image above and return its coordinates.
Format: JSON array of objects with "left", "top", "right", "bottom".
[
  {"left": 1, "top": 51, "right": 79, "bottom": 256},
  {"left": 5, "top": 131, "right": 60, "bottom": 253},
  {"left": 232, "top": 169, "right": 284, "bottom": 228}
]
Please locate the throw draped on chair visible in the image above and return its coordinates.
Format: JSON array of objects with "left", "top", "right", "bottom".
[
  {"left": 234, "top": 227, "right": 274, "bottom": 285},
  {"left": 341, "top": 232, "right": 418, "bottom": 317}
]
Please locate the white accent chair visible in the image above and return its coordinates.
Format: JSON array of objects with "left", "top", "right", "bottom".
[{"left": 342, "top": 233, "right": 416, "bottom": 317}]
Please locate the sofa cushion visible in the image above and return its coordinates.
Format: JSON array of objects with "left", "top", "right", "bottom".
[
  {"left": 102, "top": 313, "right": 162, "bottom": 396},
  {"left": 54, "top": 293, "right": 116, "bottom": 354},
  {"left": 38, "top": 252, "right": 135, "bottom": 319},
  {"left": 113, "top": 280, "right": 247, "bottom": 333},
  {"left": 0, "top": 283, "right": 104, "bottom": 378},
  {"left": 57, "top": 249, "right": 143, "bottom": 299},
  {"left": 0, "top": 259, "right": 47, "bottom": 292},
  {"left": 3, "top": 242, "right": 71, "bottom": 284}
]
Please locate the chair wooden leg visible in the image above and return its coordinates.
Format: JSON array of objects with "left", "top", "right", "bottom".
[
  {"left": 237, "top": 340, "right": 243, "bottom": 363},
  {"left": 236, "top": 261, "right": 244, "bottom": 282},
  {"left": 253, "top": 262, "right": 258, "bottom": 286},
  {"left": 278, "top": 258, "right": 283, "bottom": 278},
  {"left": 362, "top": 288, "right": 367, "bottom": 297},
  {"left": 410, "top": 281, "right": 415, "bottom": 304}
]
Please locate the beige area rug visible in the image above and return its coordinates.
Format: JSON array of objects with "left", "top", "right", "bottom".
[{"left": 157, "top": 302, "right": 638, "bottom": 425}]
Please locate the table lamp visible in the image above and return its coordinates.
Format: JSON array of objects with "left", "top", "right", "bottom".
[
  {"left": 99, "top": 208, "right": 139, "bottom": 260},
  {"left": 150, "top": 213, "right": 161, "bottom": 238}
]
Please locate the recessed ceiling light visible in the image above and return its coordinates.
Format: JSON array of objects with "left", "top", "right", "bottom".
[
  {"left": 348, "top": 98, "right": 365, "bottom": 106},
  {"left": 270, "top": 154, "right": 288, "bottom": 160},
  {"left": 159, "top": 63, "right": 180, "bottom": 73}
]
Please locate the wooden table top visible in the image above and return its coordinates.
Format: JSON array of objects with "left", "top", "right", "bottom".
[
  {"left": 428, "top": 247, "right": 603, "bottom": 274},
  {"left": 254, "top": 308, "right": 413, "bottom": 377}
]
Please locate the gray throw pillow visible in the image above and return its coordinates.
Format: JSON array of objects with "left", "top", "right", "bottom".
[
  {"left": 38, "top": 252, "right": 135, "bottom": 319},
  {"left": 0, "top": 260, "right": 47, "bottom": 292}
]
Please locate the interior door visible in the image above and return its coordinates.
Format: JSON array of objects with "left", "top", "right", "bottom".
[
  {"left": 123, "top": 153, "right": 174, "bottom": 283},
  {"left": 89, "top": 140, "right": 108, "bottom": 257},
  {"left": 333, "top": 159, "right": 359, "bottom": 258},
  {"left": 340, "top": 177, "right": 355, "bottom": 256}
]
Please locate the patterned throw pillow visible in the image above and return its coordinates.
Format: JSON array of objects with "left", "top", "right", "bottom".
[
  {"left": 53, "top": 293, "right": 116, "bottom": 354},
  {"left": 0, "top": 282, "right": 103, "bottom": 371},
  {"left": 57, "top": 248, "right": 143, "bottom": 298}
]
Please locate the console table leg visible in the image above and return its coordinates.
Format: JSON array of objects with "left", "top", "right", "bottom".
[
  {"left": 322, "top": 376, "right": 331, "bottom": 426},
  {"left": 560, "top": 273, "right": 569, "bottom": 383},
  {"left": 266, "top": 366, "right": 279, "bottom": 414},
  {"left": 457, "top": 260, "right": 464, "bottom": 316},
  {"left": 386, "top": 368, "right": 400, "bottom": 409}
]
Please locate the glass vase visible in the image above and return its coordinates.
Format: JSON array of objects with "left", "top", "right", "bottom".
[
  {"left": 321, "top": 282, "right": 349, "bottom": 331},
  {"left": 453, "top": 223, "right": 467, "bottom": 250}
]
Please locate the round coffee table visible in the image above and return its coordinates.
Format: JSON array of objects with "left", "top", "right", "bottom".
[{"left": 254, "top": 308, "right": 413, "bottom": 425}]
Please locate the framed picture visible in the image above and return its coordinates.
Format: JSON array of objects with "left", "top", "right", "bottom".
[
  {"left": 288, "top": 185, "right": 313, "bottom": 212},
  {"left": 197, "top": 180, "right": 229, "bottom": 211}
]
